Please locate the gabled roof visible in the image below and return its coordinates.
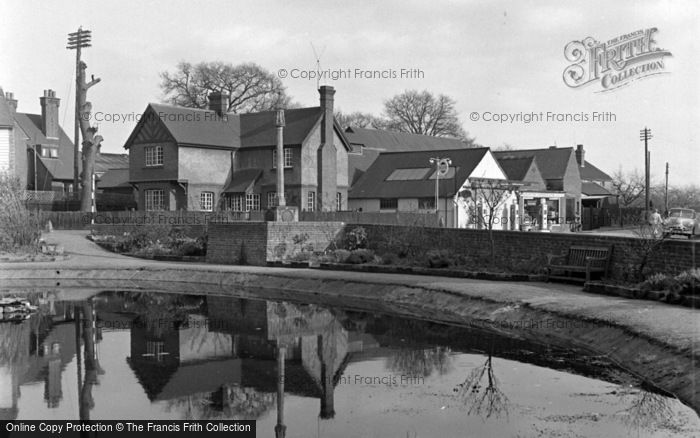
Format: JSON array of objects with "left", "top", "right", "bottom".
[
  {"left": 345, "top": 127, "right": 468, "bottom": 152},
  {"left": 14, "top": 112, "right": 76, "bottom": 181},
  {"left": 580, "top": 160, "right": 612, "bottom": 182},
  {"left": 581, "top": 181, "right": 613, "bottom": 196},
  {"left": 140, "top": 103, "right": 242, "bottom": 148},
  {"left": 95, "top": 153, "right": 128, "bottom": 174},
  {"left": 350, "top": 148, "right": 491, "bottom": 199},
  {"left": 495, "top": 156, "right": 535, "bottom": 181},
  {"left": 125, "top": 104, "right": 351, "bottom": 151},
  {"left": 97, "top": 168, "right": 130, "bottom": 189},
  {"left": 493, "top": 147, "right": 574, "bottom": 180}
]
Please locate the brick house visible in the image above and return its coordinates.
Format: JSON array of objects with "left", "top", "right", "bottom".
[
  {"left": 0, "top": 88, "right": 77, "bottom": 194},
  {"left": 348, "top": 147, "right": 516, "bottom": 228},
  {"left": 494, "top": 145, "right": 613, "bottom": 231},
  {"left": 124, "top": 86, "right": 350, "bottom": 212}
]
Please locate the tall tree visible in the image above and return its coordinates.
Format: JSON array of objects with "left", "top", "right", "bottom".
[
  {"left": 611, "top": 169, "right": 646, "bottom": 207},
  {"left": 159, "top": 61, "right": 294, "bottom": 113},
  {"left": 334, "top": 110, "right": 384, "bottom": 130},
  {"left": 382, "top": 90, "right": 473, "bottom": 142}
]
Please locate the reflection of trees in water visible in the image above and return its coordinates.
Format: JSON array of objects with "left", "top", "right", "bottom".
[
  {"left": 388, "top": 346, "right": 452, "bottom": 378},
  {"left": 454, "top": 354, "right": 509, "bottom": 419},
  {"left": 123, "top": 293, "right": 203, "bottom": 337},
  {"left": 615, "top": 385, "right": 675, "bottom": 431}
]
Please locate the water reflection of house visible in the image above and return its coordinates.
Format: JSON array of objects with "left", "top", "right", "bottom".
[
  {"left": 0, "top": 299, "right": 78, "bottom": 419},
  {"left": 127, "top": 313, "right": 242, "bottom": 402}
]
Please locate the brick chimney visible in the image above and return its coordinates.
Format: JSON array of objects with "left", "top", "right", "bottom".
[
  {"left": 5, "top": 91, "right": 17, "bottom": 113},
  {"left": 317, "top": 86, "right": 337, "bottom": 211},
  {"left": 575, "top": 144, "right": 585, "bottom": 167},
  {"left": 40, "top": 90, "right": 60, "bottom": 139},
  {"left": 208, "top": 91, "right": 229, "bottom": 117}
]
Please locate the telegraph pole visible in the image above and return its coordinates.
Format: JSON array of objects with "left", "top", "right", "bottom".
[
  {"left": 664, "top": 162, "right": 669, "bottom": 214},
  {"left": 639, "top": 127, "right": 652, "bottom": 219},
  {"left": 67, "top": 27, "right": 92, "bottom": 196}
]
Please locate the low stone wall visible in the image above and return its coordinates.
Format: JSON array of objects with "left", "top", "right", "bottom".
[
  {"left": 359, "top": 225, "right": 698, "bottom": 279},
  {"left": 206, "top": 221, "right": 344, "bottom": 265}
]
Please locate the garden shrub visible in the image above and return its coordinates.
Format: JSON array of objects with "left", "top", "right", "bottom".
[
  {"left": 346, "top": 248, "right": 374, "bottom": 264},
  {"left": 639, "top": 273, "right": 677, "bottom": 292},
  {"left": 380, "top": 252, "right": 400, "bottom": 265},
  {"left": 674, "top": 268, "right": 700, "bottom": 295},
  {"left": 345, "top": 226, "right": 368, "bottom": 250},
  {"left": 0, "top": 173, "right": 41, "bottom": 252},
  {"left": 426, "top": 249, "right": 452, "bottom": 268},
  {"left": 334, "top": 249, "right": 351, "bottom": 263}
]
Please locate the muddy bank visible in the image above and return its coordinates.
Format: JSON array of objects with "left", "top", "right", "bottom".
[{"left": 2, "top": 266, "right": 699, "bottom": 414}]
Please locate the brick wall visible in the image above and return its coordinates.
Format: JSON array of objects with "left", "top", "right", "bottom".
[
  {"left": 206, "top": 221, "right": 344, "bottom": 265},
  {"left": 266, "top": 222, "right": 344, "bottom": 262},
  {"left": 360, "top": 225, "right": 698, "bottom": 278},
  {"left": 206, "top": 222, "right": 269, "bottom": 265}
]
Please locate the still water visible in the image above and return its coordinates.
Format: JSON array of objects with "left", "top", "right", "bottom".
[{"left": 0, "top": 290, "right": 698, "bottom": 437}]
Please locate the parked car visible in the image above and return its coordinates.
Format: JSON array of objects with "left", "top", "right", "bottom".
[{"left": 663, "top": 208, "right": 697, "bottom": 239}]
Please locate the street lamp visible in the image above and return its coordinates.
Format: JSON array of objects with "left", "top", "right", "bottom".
[{"left": 429, "top": 157, "right": 452, "bottom": 215}]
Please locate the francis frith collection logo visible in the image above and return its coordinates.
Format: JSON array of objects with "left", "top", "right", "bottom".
[{"left": 563, "top": 28, "right": 672, "bottom": 92}]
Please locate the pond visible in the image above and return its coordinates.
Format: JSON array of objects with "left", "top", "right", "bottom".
[{"left": 0, "top": 290, "right": 698, "bottom": 437}]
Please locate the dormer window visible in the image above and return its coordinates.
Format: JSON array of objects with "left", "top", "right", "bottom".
[{"left": 40, "top": 146, "right": 59, "bottom": 158}]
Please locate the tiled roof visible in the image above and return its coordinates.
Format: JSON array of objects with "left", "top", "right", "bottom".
[
  {"left": 240, "top": 107, "right": 321, "bottom": 147},
  {"left": 223, "top": 168, "right": 262, "bottom": 193},
  {"left": 495, "top": 156, "right": 534, "bottom": 181},
  {"left": 345, "top": 127, "right": 468, "bottom": 152},
  {"left": 581, "top": 181, "right": 613, "bottom": 196},
  {"left": 95, "top": 153, "right": 128, "bottom": 174},
  {"left": 147, "top": 103, "right": 242, "bottom": 148},
  {"left": 493, "top": 148, "right": 574, "bottom": 180},
  {"left": 350, "top": 148, "right": 490, "bottom": 199},
  {"left": 580, "top": 160, "right": 612, "bottom": 182},
  {"left": 14, "top": 112, "right": 76, "bottom": 181},
  {"left": 97, "top": 168, "right": 130, "bottom": 189}
]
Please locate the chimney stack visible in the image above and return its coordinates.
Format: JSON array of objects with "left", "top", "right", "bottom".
[
  {"left": 575, "top": 144, "right": 585, "bottom": 167},
  {"left": 317, "top": 86, "right": 337, "bottom": 211},
  {"left": 40, "top": 90, "right": 60, "bottom": 139},
  {"left": 208, "top": 91, "right": 229, "bottom": 117},
  {"left": 5, "top": 91, "right": 17, "bottom": 113}
]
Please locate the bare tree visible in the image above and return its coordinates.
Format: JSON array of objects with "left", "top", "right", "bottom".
[
  {"left": 160, "top": 61, "right": 294, "bottom": 113},
  {"left": 454, "top": 353, "right": 510, "bottom": 419},
  {"left": 335, "top": 110, "right": 384, "bottom": 130},
  {"left": 470, "top": 179, "right": 515, "bottom": 266},
  {"left": 492, "top": 143, "right": 515, "bottom": 151},
  {"left": 382, "top": 90, "right": 476, "bottom": 143},
  {"left": 77, "top": 61, "right": 103, "bottom": 212},
  {"left": 611, "top": 169, "right": 646, "bottom": 207}
]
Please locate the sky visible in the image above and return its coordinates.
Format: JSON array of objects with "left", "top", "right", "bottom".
[{"left": 2, "top": 0, "right": 698, "bottom": 185}]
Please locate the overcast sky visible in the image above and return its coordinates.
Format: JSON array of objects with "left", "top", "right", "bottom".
[{"left": 2, "top": 0, "right": 698, "bottom": 185}]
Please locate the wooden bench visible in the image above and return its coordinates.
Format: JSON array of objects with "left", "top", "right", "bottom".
[{"left": 546, "top": 245, "right": 612, "bottom": 283}]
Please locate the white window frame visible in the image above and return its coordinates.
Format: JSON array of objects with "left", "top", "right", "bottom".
[
  {"left": 145, "top": 145, "right": 164, "bottom": 167},
  {"left": 267, "top": 192, "right": 278, "bottom": 208},
  {"left": 272, "top": 148, "right": 293, "bottom": 169},
  {"left": 336, "top": 192, "right": 342, "bottom": 211},
  {"left": 200, "top": 191, "right": 214, "bottom": 211},
  {"left": 145, "top": 189, "right": 165, "bottom": 211},
  {"left": 307, "top": 191, "right": 316, "bottom": 212},
  {"left": 245, "top": 193, "right": 260, "bottom": 211}
]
